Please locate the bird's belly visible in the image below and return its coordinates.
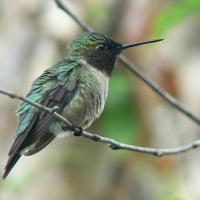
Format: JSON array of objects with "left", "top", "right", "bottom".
[
  {"left": 63, "top": 86, "right": 107, "bottom": 129},
  {"left": 62, "top": 69, "right": 108, "bottom": 129}
]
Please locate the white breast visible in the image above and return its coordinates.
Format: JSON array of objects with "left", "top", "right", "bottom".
[
  {"left": 79, "top": 59, "right": 109, "bottom": 126},
  {"left": 88, "top": 65, "right": 109, "bottom": 114}
]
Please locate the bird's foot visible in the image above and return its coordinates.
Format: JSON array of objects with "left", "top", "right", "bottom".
[
  {"left": 73, "top": 127, "right": 83, "bottom": 136},
  {"left": 62, "top": 124, "right": 83, "bottom": 136}
]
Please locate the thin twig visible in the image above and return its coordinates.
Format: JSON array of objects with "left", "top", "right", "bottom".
[
  {"left": 1, "top": 88, "right": 200, "bottom": 156},
  {"left": 54, "top": 0, "right": 200, "bottom": 126}
]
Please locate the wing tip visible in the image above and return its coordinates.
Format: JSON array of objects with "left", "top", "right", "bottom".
[
  {"left": 2, "top": 154, "right": 21, "bottom": 180},
  {"left": 2, "top": 168, "right": 8, "bottom": 179}
]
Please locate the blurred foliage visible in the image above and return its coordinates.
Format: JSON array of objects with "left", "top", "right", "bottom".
[
  {"left": 154, "top": 0, "right": 200, "bottom": 36},
  {"left": 99, "top": 71, "right": 138, "bottom": 144},
  {"left": 86, "top": 1, "right": 108, "bottom": 27},
  {"left": 161, "top": 196, "right": 184, "bottom": 200}
]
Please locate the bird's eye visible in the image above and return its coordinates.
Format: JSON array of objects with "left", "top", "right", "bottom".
[{"left": 96, "top": 43, "right": 106, "bottom": 50}]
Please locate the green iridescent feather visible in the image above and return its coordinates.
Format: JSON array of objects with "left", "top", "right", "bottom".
[
  {"left": 14, "top": 33, "right": 114, "bottom": 135},
  {"left": 15, "top": 60, "right": 78, "bottom": 134}
]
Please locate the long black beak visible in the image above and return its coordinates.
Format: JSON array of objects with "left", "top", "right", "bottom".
[{"left": 122, "top": 39, "right": 164, "bottom": 50}]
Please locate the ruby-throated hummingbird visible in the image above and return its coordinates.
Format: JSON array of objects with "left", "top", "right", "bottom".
[{"left": 2, "top": 32, "right": 163, "bottom": 179}]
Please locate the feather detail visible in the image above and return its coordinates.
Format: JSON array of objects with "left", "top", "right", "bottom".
[{"left": 3, "top": 60, "right": 79, "bottom": 179}]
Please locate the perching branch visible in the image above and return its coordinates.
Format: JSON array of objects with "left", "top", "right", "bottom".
[
  {"left": 1, "top": 88, "right": 200, "bottom": 156},
  {"left": 55, "top": 0, "right": 200, "bottom": 126},
  {"left": 1, "top": 1, "right": 200, "bottom": 158}
]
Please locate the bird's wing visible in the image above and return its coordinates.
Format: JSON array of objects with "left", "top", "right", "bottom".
[
  {"left": 2, "top": 59, "right": 80, "bottom": 178},
  {"left": 2, "top": 60, "right": 80, "bottom": 179},
  {"left": 9, "top": 60, "right": 79, "bottom": 156}
]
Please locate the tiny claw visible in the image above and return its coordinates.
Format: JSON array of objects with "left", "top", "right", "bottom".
[{"left": 74, "top": 127, "right": 83, "bottom": 136}]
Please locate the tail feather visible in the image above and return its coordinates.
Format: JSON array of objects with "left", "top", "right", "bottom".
[
  {"left": 2, "top": 132, "right": 55, "bottom": 179},
  {"left": 23, "top": 133, "right": 55, "bottom": 156},
  {"left": 2, "top": 154, "right": 21, "bottom": 179}
]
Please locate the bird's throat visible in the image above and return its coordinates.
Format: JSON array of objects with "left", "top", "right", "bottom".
[{"left": 83, "top": 53, "right": 116, "bottom": 77}]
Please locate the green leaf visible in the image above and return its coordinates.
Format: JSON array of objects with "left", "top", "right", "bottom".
[{"left": 154, "top": 0, "right": 200, "bottom": 36}]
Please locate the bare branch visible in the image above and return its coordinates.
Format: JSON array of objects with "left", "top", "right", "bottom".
[
  {"left": 54, "top": 0, "right": 200, "bottom": 126},
  {"left": 1, "top": 88, "right": 200, "bottom": 156}
]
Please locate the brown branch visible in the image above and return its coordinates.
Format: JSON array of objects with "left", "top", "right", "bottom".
[
  {"left": 1, "top": 88, "right": 200, "bottom": 156},
  {"left": 54, "top": 0, "right": 200, "bottom": 126}
]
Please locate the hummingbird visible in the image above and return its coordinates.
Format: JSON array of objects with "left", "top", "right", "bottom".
[{"left": 2, "top": 32, "right": 163, "bottom": 179}]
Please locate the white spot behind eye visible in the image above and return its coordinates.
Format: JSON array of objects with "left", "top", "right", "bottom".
[{"left": 96, "top": 43, "right": 106, "bottom": 50}]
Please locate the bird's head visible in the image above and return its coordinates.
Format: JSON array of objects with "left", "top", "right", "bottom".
[{"left": 69, "top": 32, "right": 163, "bottom": 76}]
